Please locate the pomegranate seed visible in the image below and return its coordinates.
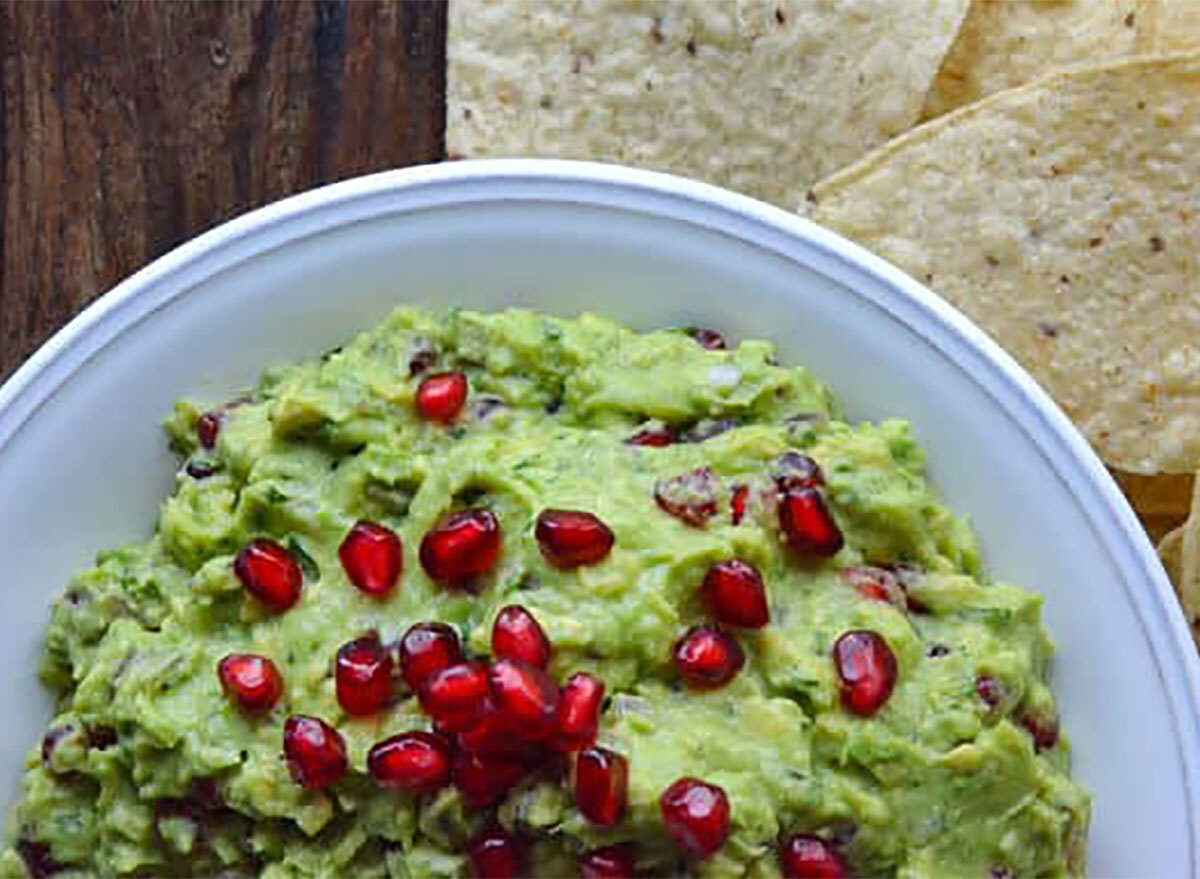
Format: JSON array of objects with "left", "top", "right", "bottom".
[
  {"left": 574, "top": 746, "right": 628, "bottom": 826},
  {"left": 628, "top": 425, "right": 674, "bottom": 447},
  {"left": 487, "top": 659, "right": 559, "bottom": 737},
  {"left": 580, "top": 845, "right": 636, "bottom": 879},
  {"left": 283, "top": 716, "right": 347, "bottom": 790},
  {"left": 453, "top": 749, "right": 531, "bottom": 808},
  {"left": 660, "top": 777, "right": 731, "bottom": 859},
  {"left": 555, "top": 672, "right": 606, "bottom": 751},
  {"left": 217, "top": 654, "right": 283, "bottom": 714},
  {"left": 419, "top": 509, "right": 502, "bottom": 584},
  {"left": 780, "top": 834, "right": 848, "bottom": 879},
  {"left": 701, "top": 559, "right": 770, "bottom": 628},
  {"left": 976, "top": 675, "right": 1006, "bottom": 708},
  {"left": 687, "top": 327, "right": 728, "bottom": 350},
  {"left": 730, "top": 484, "right": 749, "bottom": 525},
  {"left": 673, "top": 625, "right": 744, "bottom": 689},
  {"left": 840, "top": 566, "right": 905, "bottom": 608},
  {"left": 41, "top": 725, "right": 76, "bottom": 767},
  {"left": 833, "top": 630, "right": 898, "bottom": 716},
  {"left": 367, "top": 731, "right": 452, "bottom": 793},
  {"left": 234, "top": 539, "right": 303, "bottom": 612},
  {"left": 87, "top": 726, "right": 118, "bottom": 750},
  {"left": 409, "top": 347, "right": 438, "bottom": 377},
  {"left": 778, "top": 489, "right": 844, "bottom": 557},
  {"left": 415, "top": 370, "right": 468, "bottom": 423},
  {"left": 467, "top": 824, "right": 526, "bottom": 878},
  {"left": 655, "top": 468, "right": 721, "bottom": 528},
  {"left": 196, "top": 411, "right": 222, "bottom": 450},
  {"left": 338, "top": 520, "right": 402, "bottom": 597},
  {"left": 775, "top": 452, "right": 824, "bottom": 491},
  {"left": 15, "top": 840, "right": 61, "bottom": 879},
  {"left": 535, "top": 509, "right": 615, "bottom": 569},
  {"left": 186, "top": 461, "right": 217, "bottom": 479},
  {"left": 335, "top": 633, "right": 394, "bottom": 716},
  {"left": 418, "top": 661, "right": 490, "bottom": 733},
  {"left": 492, "top": 605, "right": 553, "bottom": 668},
  {"left": 398, "top": 622, "right": 463, "bottom": 691},
  {"left": 1022, "top": 713, "right": 1060, "bottom": 752},
  {"left": 458, "top": 701, "right": 535, "bottom": 758},
  {"left": 893, "top": 563, "right": 929, "bottom": 612}
]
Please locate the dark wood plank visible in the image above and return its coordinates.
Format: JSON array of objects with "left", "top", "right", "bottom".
[{"left": 0, "top": 0, "right": 446, "bottom": 380}]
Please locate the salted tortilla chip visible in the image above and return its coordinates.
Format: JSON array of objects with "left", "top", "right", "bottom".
[
  {"left": 1159, "top": 523, "right": 1184, "bottom": 586},
  {"left": 1145, "top": 0, "right": 1200, "bottom": 52},
  {"left": 807, "top": 53, "right": 1200, "bottom": 475},
  {"left": 448, "top": 0, "right": 969, "bottom": 205},
  {"left": 1174, "top": 476, "right": 1200, "bottom": 652},
  {"left": 921, "top": 0, "right": 1151, "bottom": 119}
]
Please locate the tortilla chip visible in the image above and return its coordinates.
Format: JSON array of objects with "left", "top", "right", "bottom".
[
  {"left": 1145, "top": 0, "right": 1200, "bottom": 52},
  {"left": 1159, "top": 522, "right": 1184, "bottom": 586},
  {"left": 1174, "top": 476, "right": 1200, "bottom": 652},
  {"left": 807, "top": 53, "right": 1200, "bottom": 475},
  {"left": 448, "top": 0, "right": 969, "bottom": 205},
  {"left": 922, "top": 0, "right": 1151, "bottom": 119}
]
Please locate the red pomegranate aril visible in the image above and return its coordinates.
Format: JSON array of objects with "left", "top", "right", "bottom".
[
  {"left": 492, "top": 604, "right": 553, "bottom": 668},
  {"left": 580, "top": 845, "right": 636, "bottom": 879},
  {"left": 730, "top": 484, "right": 749, "bottom": 525},
  {"left": 574, "top": 746, "right": 628, "bottom": 827},
  {"left": 398, "top": 622, "right": 463, "bottom": 691},
  {"left": 687, "top": 327, "right": 728, "bottom": 350},
  {"left": 196, "top": 411, "right": 222, "bottom": 450},
  {"left": 234, "top": 539, "right": 303, "bottom": 612},
  {"left": 418, "top": 662, "right": 490, "bottom": 733},
  {"left": 976, "top": 675, "right": 1006, "bottom": 708},
  {"left": 283, "top": 716, "right": 347, "bottom": 790},
  {"left": 775, "top": 452, "right": 824, "bottom": 491},
  {"left": 453, "top": 749, "right": 531, "bottom": 808},
  {"left": 467, "top": 824, "right": 526, "bottom": 878},
  {"left": 628, "top": 425, "right": 674, "bottom": 447},
  {"left": 778, "top": 488, "right": 844, "bottom": 557},
  {"left": 458, "top": 702, "right": 533, "bottom": 758},
  {"left": 409, "top": 347, "right": 438, "bottom": 377},
  {"left": 338, "top": 520, "right": 402, "bottom": 597},
  {"left": 367, "top": 731, "right": 451, "bottom": 793},
  {"left": 840, "top": 566, "right": 905, "bottom": 608},
  {"left": 186, "top": 461, "right": 217, "bottom": 480},
  {"left": 780, "top": 834, "right": 848, "bottom": 879},
  {"left": 673, "top": 625, "right": 745, "bottom": 689},
  {"left": 335, "top": 633, "right": 394, "bottom": 716},
  {"left": 415, "top": 370, "right": 468, "bottom": 424},
  {"left": 702, "top": 559, "right": 770, "bottom": 629},
  {"left": 655, "top": 467, "right": 722, "bottom": 528},
  {"left": 556, "top": 672, "right": 606, "bottom": 751},
  {"left": 833, "top": 630, "right": 898, "bottom": 716},
  {"left": 487, "top": 659, "right": 559, "bottom": 737},
  {"left": 419, "top": 509, "right": 502, "bottom": 584},
  {"left": 660, "top": 777, "right": 731, "bottom": 860},
  {"left": 217, "top": 654, "right": 283, "bottom": 714},
  {"left": 535, "top": 509, "right": 615, "bottom": 569},
  {"left": 1022, "top": 713, "right": 1060, "bottom": 752}
]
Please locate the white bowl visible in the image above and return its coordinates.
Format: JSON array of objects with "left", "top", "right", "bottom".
[{"left": 0, "top": 160, "right": 1195, "bottom": 876}]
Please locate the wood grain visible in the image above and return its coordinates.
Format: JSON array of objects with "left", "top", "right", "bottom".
[{"left": 0, "top": 0, "right": 447, "bottom": 380}]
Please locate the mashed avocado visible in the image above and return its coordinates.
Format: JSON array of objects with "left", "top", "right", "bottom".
[{"left": 2, "top": 308, "right": 1089, "bottom": 878}]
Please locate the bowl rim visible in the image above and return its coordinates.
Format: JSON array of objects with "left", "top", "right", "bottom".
[{"left": 1, "top": 158, "right": 1196, "bottom": 866}]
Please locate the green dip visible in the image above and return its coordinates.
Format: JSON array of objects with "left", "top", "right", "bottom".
[{"left": 2, "top": 308, "right": 1089, "bottom": 878}]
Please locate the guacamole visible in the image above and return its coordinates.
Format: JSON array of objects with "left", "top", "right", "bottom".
[{"left": 2, "top": 308, "right": 1089, "bottom": 878}]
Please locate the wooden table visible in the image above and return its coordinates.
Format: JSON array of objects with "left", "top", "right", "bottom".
[{"left": 0, "top": 0, "right": 446, "bottom": 380}]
